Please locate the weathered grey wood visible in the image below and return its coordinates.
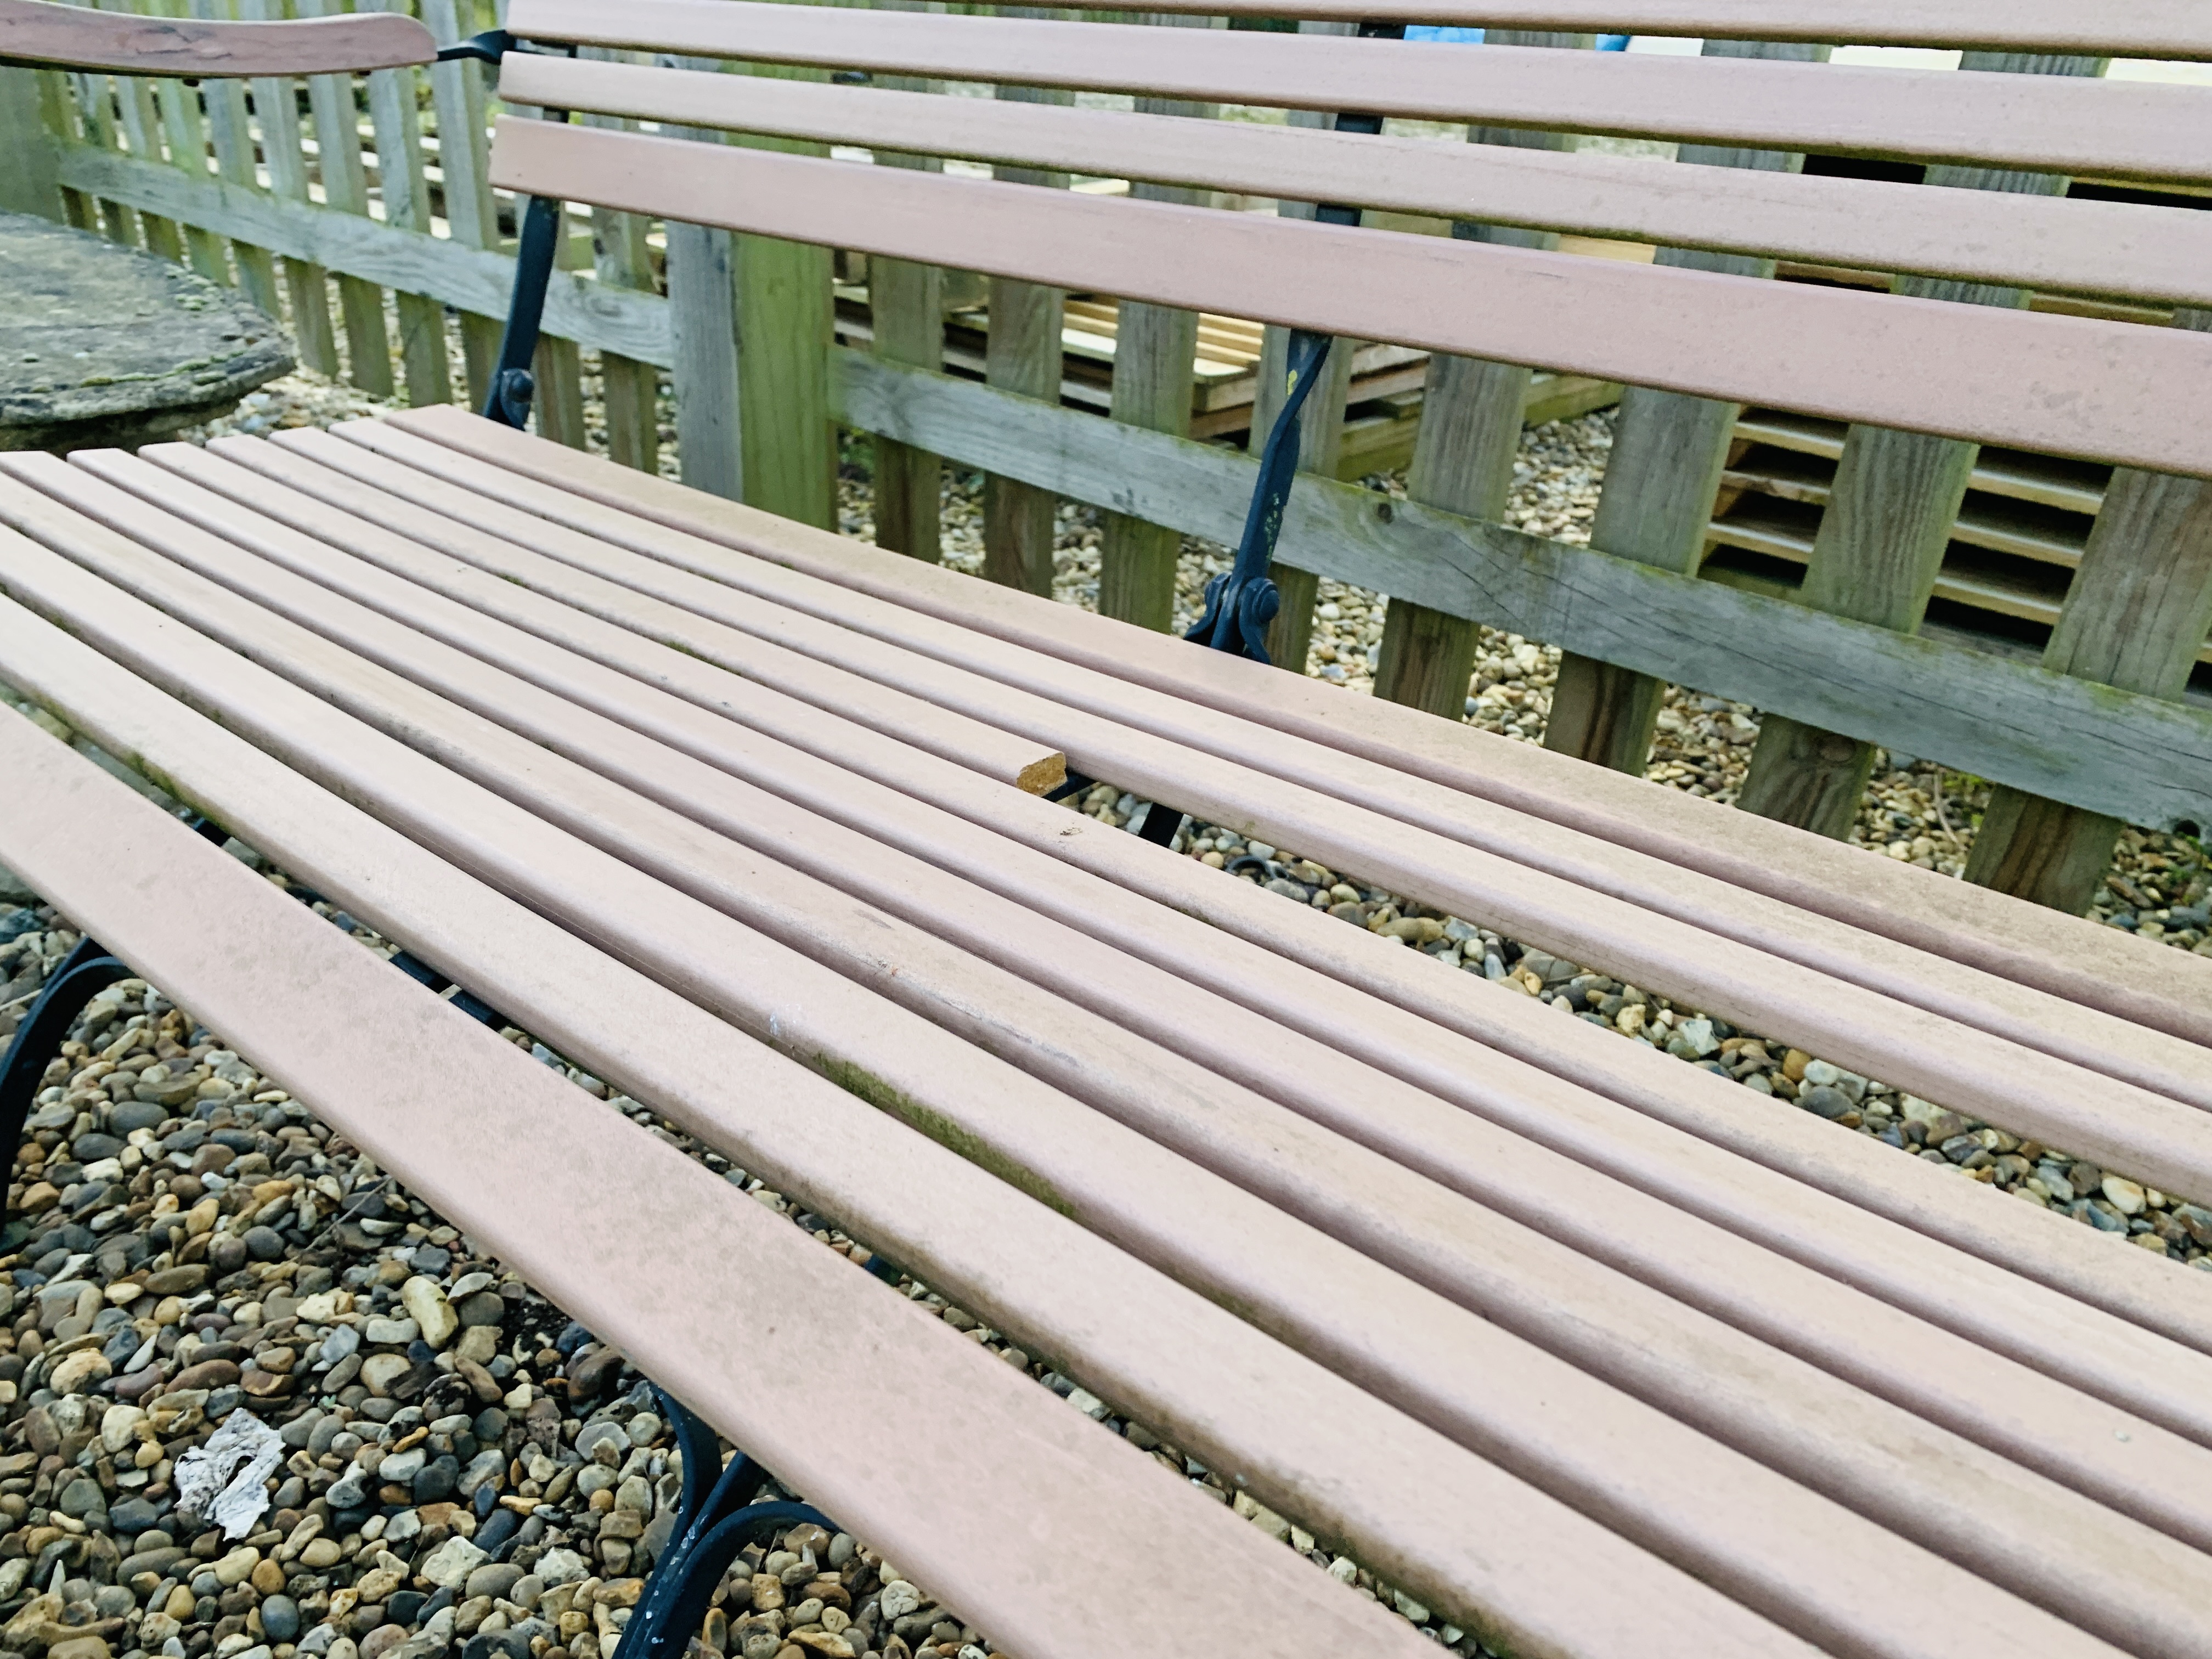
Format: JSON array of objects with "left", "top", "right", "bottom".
[
  {"left": 980, "top": 16, "right": 1071, "bottom": 596},
  {"left": 55, "top": 64, "right": 136, "bottom": 244},
  {"left": 422, "top": 0, "right": 500, "bottom": 406},
  {"left": 1375, "top": 30, "right": 1586, "bottom": 722},
  {"left": 580, "top": 57, "right": 661, "bottom": 474},
  {"left": 190, "top": 0, "right": 281, "bottom": 323},
  {"left": 1967, "top": 306, "right": 2212, "bottom": 910},
  {"left": 0, "top": 67, "right": 65, "bottom": 220},
  {"left": 667, "top": 218, "right": 741, "bottom": 498},
  {"left": 96, "top": 0, "right": 184, "bottom": 263},
  {"left": 1254, "top": 19, "right": 1358, "bottom": 674},
  {"left": 145, "top": 0, "right": 231, "bottom": 284},
  {"left": 364, "top": 0, "right": 450, "bottom": 409},
  {"left": 1098, "top": 286, "right": 1197, "bottom": 628},
  {"left": 50, "top": 141, "right": 672, "bottom": 361},
  {"left": 295, "top": 0, "right": 392, "bottom": 396},
  {"left": 869, "top": 236, "right": 945, "bottom": 561},
  {"left": 1737, "top": 53, "right": 2103, "bottom": 839},
  {"left": 1544, "top": 40, "right": 1827, "bottom": 776},
  {"left": 865, "top": 10, "right": 950, "bottom": 563},
  {"left": 239, "top": 0, "right": 336, "bottom": 377},
  {"left": 722, "top": 49, "right": 836, "bottom": 531},
  {"left": 1096, "top": 10, "right": 1221, "bottom": 633},
  {"left": 654, "top": 56, "right": 744, "bottom": 499},
  {"left": 981, "top": 267, "right": 1062, "bottom": 594},
  {"left": 832, "top": 346, "right": 2212, "bottom": 833}
]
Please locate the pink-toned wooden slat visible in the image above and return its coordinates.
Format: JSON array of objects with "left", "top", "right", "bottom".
[
  {"left": 503, "top": 55, "right": 2212, "bottom": 308},
  {"left": 328, "top": 419, "right": 2212, "bottom": 1199},
  {"left": 0, "top": 0, "right": 432, "bottom": 73},
  {"left": 396, "top": 408, "right": 2212, "bottom": 1058},
  {"left": 1008, "top": 0, "right": 2212, "bottom": 58},
  {"left": 0, "top": 679, "right": 1432, "bottom": 1659},
  {"left": 50, "top": 445, "right": 2212, "bottom": 1600},
  {"left": 488, "top": 121, "right": 2212, "bottom": 482},
  {"left": 121, "top": 438, "right": 2212, "bottom": 1420},
  {"left": 0, "top": 515, "right": 2092, "bottom": 1659},
  {"left": 504, "top": 0, "right": 2212, "bottom": 179}
]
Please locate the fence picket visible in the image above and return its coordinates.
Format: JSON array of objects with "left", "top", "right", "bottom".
[
  {"left": 294, "top": 0, "right": 394, "bottom": 393},
  {"left": 235, "top": 0, "right": 341, "bottom": 376},
  {"left": 1096, "top": 9, "right": 1224, "bottom": 631},
  {"left": 1374, "top": 29, "right": 1589, "bottom": 721},
  {"left": 1545, "top": 38, "right": 1828, "bottom": 776},
  {"left": 421, "top": 0, "right": 502, "bottom": 405},
  {"left": 94, "top": 0, "right": 185, "bottom": 262},
  {"left": 363, "top": 0, "right": 452, "bottom": 407},
  {"left": 1731, "top": 54, "right": 2107, "bottom": 839},
  {"left": 191, "top": 0, "right": 285, "bottom": 320},
  {"left": 579, "top": 55, "right": 662, "bottom": 473},
  {"left": 1965, "top": 305, "right": 2212, "bottom": 909}
]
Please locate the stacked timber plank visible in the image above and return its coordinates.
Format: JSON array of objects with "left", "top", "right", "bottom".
[{"left": 1705, "top": 158, "right": 2212, "bottom": 685}]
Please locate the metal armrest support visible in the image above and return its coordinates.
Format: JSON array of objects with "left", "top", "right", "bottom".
[{"left": 1185, "top": 20, "right": 1403, "bottom": 665}]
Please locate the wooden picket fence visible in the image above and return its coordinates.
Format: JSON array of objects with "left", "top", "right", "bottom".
[{"left": 1, "top": 2, "right": 2208, "bottom": 918}]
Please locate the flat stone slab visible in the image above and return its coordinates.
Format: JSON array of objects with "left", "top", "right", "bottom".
[{"left": 1, "top": 208, "right": 294, "bottom": 452}]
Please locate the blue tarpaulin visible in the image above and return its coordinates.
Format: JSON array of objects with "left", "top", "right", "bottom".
[{"left": 1405, "top": 27, "right": 1633, "bottom": 48}]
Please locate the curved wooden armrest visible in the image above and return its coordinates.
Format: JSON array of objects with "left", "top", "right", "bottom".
[{"left": 0, "top": 0, "right": 434, "bottom": 76}]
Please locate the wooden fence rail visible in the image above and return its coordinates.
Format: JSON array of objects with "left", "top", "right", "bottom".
[{"left": 3, "top": 0, "right": 2209, "bottom": 917}]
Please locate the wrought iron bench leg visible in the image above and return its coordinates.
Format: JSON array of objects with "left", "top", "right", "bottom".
[
  {"left": 613, "top": 1386, "right": 839, "bottom": 1659},
  {"left": 1184, "top": 20, "right": 1404, "bottom": 666},
  {"left": 0, "top": 935, "right": 134, "bottom": 1223}
]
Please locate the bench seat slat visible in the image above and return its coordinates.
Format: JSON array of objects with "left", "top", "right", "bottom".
[
  {"left": 488, "top": 120, "right": 2212, "bottom": 483},
  {"left": 403, "top": 406, "right": 2212, "bottom": 1060},
  {"left": 129, "top": 441, "right": 2212, "bottom": 1410},
  {"left": 501, "top": 55, "right": 2212, "bottom": 309},
  {"left": 506, "top": 0, "right": 2212, "bottom": 180},
  {"left": 0, "top": 0, "right": 432, "bottom": 74},
  {"left": 0, "top": 685, "right": 1426, "bottom": 1659},
  {"left": 49, "top": 443, "right": 2212, "bottom": 1585},
  {"left": 335, "top": 420, "right": 2212, "bottom": 1205},
  {"left": 1, "top": 505, "right": 2109, "bottom": 1659}
]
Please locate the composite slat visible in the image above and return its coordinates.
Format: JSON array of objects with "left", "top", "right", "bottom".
[
  {"left": 995, "top": 0, "right": 2212, "bottom": 59},
  {"left": 488, "top": 121, "right": 2212, "bottom": 483},
  {"left": 292, "top": 424, "right": 2212, "bottom": 1202},
  {"left": 347, "top": 419, "right": 2212, "bottom": 1119},
  {"left": 503, "top": 55, "right": 2212, "bottom": 308},
  {"left": 117, "top": 439, "right": 2212, "bottom": 1427},
  {"left": 0, "top": 690, "right": 1427, "bottom": 1659},
  {"left": 506, "top": 0, "right": 2212, "bottom": 179},
  {"left": 0, "top": 514, "right": 2131, "bottom": 1659},
  {"left": 428, "top": 413, "right": 2212, "bottom": 1054},
  {"left": 351, "top": 420, "right": 2212, "bottom": 1356},
  {"left": 38, "top": 449, "right": 2212, "bottom": 1595}
]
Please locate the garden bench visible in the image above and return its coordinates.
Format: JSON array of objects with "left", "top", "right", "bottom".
[{"left": 7, "top": 4, "right": 2212, "bottom": 1659}]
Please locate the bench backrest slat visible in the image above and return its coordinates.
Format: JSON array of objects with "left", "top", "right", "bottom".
[
  {"left": 503, "top": 54, "right": 2212, "bottom": 309},
  {"left": 506, "top": 0, "right": 2212, "bottom": 180},
  {"left": 0, "top": 0, "right": 431, "bottom": 74},
  {"left": 1071, "top": 0, "right": 2212, "bottom": 61},
  {"left": 488, "top": 118, "right": 2212, "bottom": 481}
]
